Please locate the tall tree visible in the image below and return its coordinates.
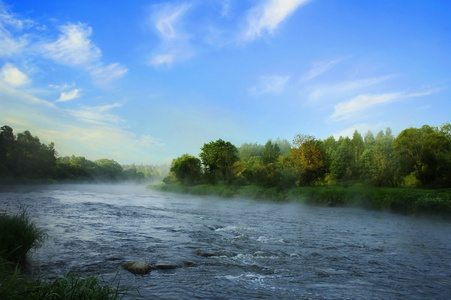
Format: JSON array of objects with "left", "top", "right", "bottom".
[{"left": 200, "top": 139, "right": 238, "bottom": 183}]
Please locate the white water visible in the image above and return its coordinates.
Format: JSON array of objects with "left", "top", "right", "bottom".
[{"left": 1, "top": 184, "right": 450, "bottom": 299}]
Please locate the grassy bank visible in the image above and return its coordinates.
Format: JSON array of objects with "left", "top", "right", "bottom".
[
  {"left": 0, "top": 210, "right": 125, "bottom": 299},
  {"left": 149, "top": 183, "right": 451, "bottom": 218}
]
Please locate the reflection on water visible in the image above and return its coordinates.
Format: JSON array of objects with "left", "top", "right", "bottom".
[{"left": 1, "top": 184, "right": 450, "bottom": 299}]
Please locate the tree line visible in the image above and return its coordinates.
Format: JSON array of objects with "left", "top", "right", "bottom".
[
  {"left": 166, "top": 123, "right": 451, "bottom": 188},
  {"left": 0, "top": 125, "right": 166, "bottom": 183}
]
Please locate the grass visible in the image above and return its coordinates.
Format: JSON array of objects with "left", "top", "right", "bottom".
[
  {"left": 0, "top": 209, "right": 126, "bottom": 300},
  {"left": 0, "top": 209, "right": 46, "bottom": 264},
  {"left": 149, "top": 183, "right": 451, "bottom": 219}
]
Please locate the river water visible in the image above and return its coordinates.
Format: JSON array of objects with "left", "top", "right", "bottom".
[{"left": 0, "top": 184, "right": 450, "bottom": 299}]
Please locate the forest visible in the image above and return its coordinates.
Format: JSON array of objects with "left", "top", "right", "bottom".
[
  {"left": 165, "top": 123, "right": 451, "bottom": 189},
  {"left": 0, "top": 125, "right": 166, "bottom": 183}
]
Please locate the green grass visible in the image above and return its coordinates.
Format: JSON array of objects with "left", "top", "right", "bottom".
[
  {"left": 149, "top": 183, "right": 451, "bottom": 219},
  {"left": 0, "top": 210, "right": 46, "bottom": 264},
  {"left": 0, "top": 210, "right": 126, "bottom": 299}
]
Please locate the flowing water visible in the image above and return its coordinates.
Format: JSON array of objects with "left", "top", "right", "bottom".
[{"left": 0, "top": 184, "right": 450, "bottom": 299}]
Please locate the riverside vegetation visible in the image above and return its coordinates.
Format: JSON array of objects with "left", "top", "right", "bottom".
[
  {"left": 151, "top": 123, "right": 451, "bottom": 218},
  {"left": 0, "top": 210, "right": 125, "bottom": 299}
]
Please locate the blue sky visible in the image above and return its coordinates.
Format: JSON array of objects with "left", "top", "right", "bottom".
[{"left": 0, "top": 0, "right": 450, "bottom": 164}]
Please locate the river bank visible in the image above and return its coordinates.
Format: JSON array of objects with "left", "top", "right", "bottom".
[{"left": 149, "top": 183, "right": 451, "bottom": 219}]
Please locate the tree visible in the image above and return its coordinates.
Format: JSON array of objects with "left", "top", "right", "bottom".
[
  {"left": 200, "top": 139, "right": 238, "bottom": 183},
  {"left": 394, "top": 125, "right": 451, "bottom": 186},
  {"left": 291, "top": 135, "right": 327, "bottom": 185},
  {"left": 95, "top": 158, "right": 123, "bottom": 180},
  {"left": 170, "top": 154, "right": 202, "bottom": 185},
  {"left": 262, "top": 140, "right": 280, "bottom": 164}
]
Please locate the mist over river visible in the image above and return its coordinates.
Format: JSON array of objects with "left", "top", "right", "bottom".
[{"left": 0, "top": 184, "right": 450, "bottom": 299}]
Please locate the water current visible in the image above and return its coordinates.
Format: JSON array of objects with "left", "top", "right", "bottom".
[{"left": 0, "top": 184, "right": 450, "bottom": 299}]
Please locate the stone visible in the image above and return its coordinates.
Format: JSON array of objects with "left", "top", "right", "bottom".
[{"left": 122, "top": 261, "right": 152, "bottom": 275}]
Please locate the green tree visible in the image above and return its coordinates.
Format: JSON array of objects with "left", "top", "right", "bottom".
[
  {"left": 262, "top": 140, "right": 280, "bottom": 164},
  {"left": 200, "top": 139, "right": 238, "bottom": 183},
  {"left": 394, "top": 125, "right": 451, "bottom": 186},
  {"left": 95, "top": 158, "right": 123, "bottom": 180},
  {"left": 291, "top": 135, "right": 327, "bottom": 185},
  {"left": 170, "top": 154, "right": 202, "bottom": 185}
]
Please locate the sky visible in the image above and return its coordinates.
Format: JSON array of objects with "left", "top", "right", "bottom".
[{"left": 0, "top": 0, "right": 450, "bottom": 165}]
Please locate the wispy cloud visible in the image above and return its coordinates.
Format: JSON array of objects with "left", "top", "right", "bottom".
[
  {"left": 302, "top": 59, "right": 341, "bottom": 81},
  {"left": 154, "top": 4, "right": 189, "bottom": 40},
  {"left": 245, "top": 0, "right": 309, "bottom": 41},
  {"left": 0, "top": 5, "right": 31, "bottom": 56},
  {"left": 331, "top": 93, "right": 401, "bottom": 120},
  {"left": 1, "top": 63, "right": 30, "bottom": 87},
  {"left": 43, "top": 22, "right": 127, "bottom": 84},
  {"left": 149, "top": 3, "right": 192, "bottom": 67},
  {"left": 68, "top": 103, "right": 123, "bottom": 125},
  {"left": 43, "top": 23, "right": 101, "bottom": 66},
  {"left": 89, "top": 63, "right": 128, "bottom": 85},
  {"left": 56, "top": 88, "right": 80, "bottom": 102},
  {"left": 308, "top": 74, "right": 397, "bottom": 100},
  {"left": 249, "top": 74, "right": 290, "bottom": 96},
  {"left": 331, "top": 88, "right": 441, "bottom": 120}
]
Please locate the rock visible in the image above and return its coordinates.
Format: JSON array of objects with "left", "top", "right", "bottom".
[{"left": 122, "top": 261, "right": 152, "bottom": 275}]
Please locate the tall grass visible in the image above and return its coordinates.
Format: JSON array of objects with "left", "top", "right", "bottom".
[
  {"left": 0, "top": 210, "right": 126, "bottom": 299},
  {"left": 0, "top": 209, "right": 46, "bottom": 264}
]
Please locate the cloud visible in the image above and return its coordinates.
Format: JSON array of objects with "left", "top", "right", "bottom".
[
  {"left": 249, "top": 75, "right": 290, "bottom": 96},
  {"left": 302, "top": 59, "right": 341, "bottom": 81},
  {"left": 1, "top": 63, "right": 30, "bottom": 86},
  {"left": 149, "top": 54, "right": 174, "bottom": 67},
  {"left": 149, "top": 4, "right": 192, "bottom": 67},
  {"left": 68, "top": 103, "right": 123, "bottom": 125},
  {"left": 154, "top": 4, "right": 189, "bottom": 40},
  {"left": 331, "top": 88, "right": 441, "bottom": 120},
  {"left": 43, "top": 22, "right": 127, "bottom": 84},
  {"left": 308, "top": 74, "right": 397, "bottom": 101},
  {"left": 56, "top": 88, "right": 80, "bottom": 102},
  {"left": 0, "top": 5, "right": 30, "bottom": 56},
  {"left": 89, "top": 63, "right": 128, "bottom": 85},
  {"left": 331, "top": 93, "right": 401, "bottom": 120},
  {"left": 43, "top": 23, "right": 101, "bottom": 66},
  {"left": 245, "top": 0, "right": 309, "bottom": 41}
]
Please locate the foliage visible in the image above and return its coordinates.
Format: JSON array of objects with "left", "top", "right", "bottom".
[
  {"left": 169, "top": 154, "right": 202, "bottom": 185},
  {"left": 199, "top": 139, "right": 238, "bottom": 183},
  {"left": 0, "top": 124, "right": 169, "bottom": 183},
  {"left": 0, "top": 210, "right": 46, "bottom": 264}
]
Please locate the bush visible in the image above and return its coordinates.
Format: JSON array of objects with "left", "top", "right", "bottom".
[{"left": 0, "top": 210, "right": 46, "bottom": 264}]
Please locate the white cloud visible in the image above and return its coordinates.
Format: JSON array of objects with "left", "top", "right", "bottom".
[
  {"left": 331, "top": 93, "right": 401, "bottom": 120},
  {"left": 89, "top": 63, "right": 128, "bottom": 85},
  {"left": 302, "top": 59, "right": 341, "bottom": 81},
  {"left": 68, "top": 103, "right": 123, "bottom": 125},
  {"left": 149, "top": 4, "right": 192, "bottom": 68},
  {"left": 308, "top": 74, "right": 397, "bottom": 101},
  {"left": 1, "top": 63, "right": 30, "bottom": 87},
  {"left": 0, "top": 6, "right": 30, "bottom": 56},
  {"left": 154, "top": 4, "right": 189, "bottom": 40},
  {"left": 43, "top": 23, "right": 101, "bottom": 66},
  {"left": 249, "top": 75, "right": 290, "bottom": 96},
  {"left": 56, "top": 88, "right": 80, "bottom": 102},
  {"left": 331, "top": 88, "right": 441, "bottom": 120},
  {"left": 245, "top": 0, "right": 309, "bottom": 40},
  {"left": 150, "top": 53, "right": 175, "bottom": 67}
]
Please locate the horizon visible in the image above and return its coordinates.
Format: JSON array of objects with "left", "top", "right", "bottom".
[{"left": 1, "top": 0, "right": 450, "bottom": 165}]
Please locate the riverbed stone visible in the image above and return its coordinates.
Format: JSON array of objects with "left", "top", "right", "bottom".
[{"left": 122, "top": 261, "right": 152, "bottom": 275}]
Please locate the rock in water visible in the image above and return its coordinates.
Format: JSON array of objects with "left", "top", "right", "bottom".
[{"left": 122, "top": 261, "right": 152, "bottom": 275}]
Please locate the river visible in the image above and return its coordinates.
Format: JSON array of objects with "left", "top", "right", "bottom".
[{"left": 0, "top": 184, "right": 450, "bottom": 299}]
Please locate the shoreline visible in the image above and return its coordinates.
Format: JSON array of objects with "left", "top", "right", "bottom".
[{"left": 148, "top": 183, "right": 451, "bottom": 220}]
